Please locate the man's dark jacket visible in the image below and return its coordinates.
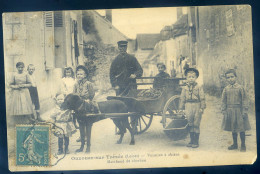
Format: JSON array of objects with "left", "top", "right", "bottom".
[{"left": 110, "top": 53, "right": 143, "bottom": 92}]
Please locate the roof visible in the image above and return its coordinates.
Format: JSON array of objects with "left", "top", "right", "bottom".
[
  {"left": 172, "top": 14, "right": 188, "bottom": 37},
  {"left": 82, "top": 10, "right": 129, "bottom": 41},
  {"left": 136, "top": 34, "right": 161, "bottom": 50}
]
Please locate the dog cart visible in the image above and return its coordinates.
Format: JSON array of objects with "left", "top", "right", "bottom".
[{"left": 107, "top": 77, "right": 189, "bottom": 141}]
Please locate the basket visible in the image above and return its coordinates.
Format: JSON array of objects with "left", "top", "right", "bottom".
[{"left": 164, "top": 118, "right": 189, "bottom": 141}]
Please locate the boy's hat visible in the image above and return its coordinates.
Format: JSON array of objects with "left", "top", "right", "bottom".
[
  {"left": 184, "top": 67, "right": 199, "bottom": 77},
  {"left": 117, "top": 40, "right": 128, "bottom": 47},
  {"left": 76, "top": 65, "right": 89, "bottom": 76}
]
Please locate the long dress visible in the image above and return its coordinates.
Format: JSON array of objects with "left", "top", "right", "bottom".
[
  {"left": 8, "top": 72, "right": 34, "bottom": 116},
  {"left": 221, "top": 83, "right": 251, "bottom": 132}
]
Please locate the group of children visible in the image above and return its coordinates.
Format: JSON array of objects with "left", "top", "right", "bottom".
[
  {"left": 9, "top": 61, "right": 251, "bottom": 154},
  {"left": 8, "top": 62, "right": 95, "bottom": 155},
  {"left": 51, "top": 65, "right": 95, "bottom": 155},
  {"left": 154, "top": 62, "right": 251, "bottom": 152}
]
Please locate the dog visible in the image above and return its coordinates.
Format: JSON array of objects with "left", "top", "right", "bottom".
[{"left": 62, "top": 93, "right": 135, "bottom": 153}]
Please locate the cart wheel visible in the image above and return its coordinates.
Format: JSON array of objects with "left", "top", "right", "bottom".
[
  {"left": 129, "top": 114, "right": 153, "bottom": 134},
  {"left": 162, "top": 95, "right": 181, "bottom": 128}
]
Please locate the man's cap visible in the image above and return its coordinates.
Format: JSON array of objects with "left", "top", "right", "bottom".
[
  {"left": 184, "top": 67, "right": 199, "bottom": 77},
  {"left": 117, "top": 40, "right": 128, "bottom": 46}
]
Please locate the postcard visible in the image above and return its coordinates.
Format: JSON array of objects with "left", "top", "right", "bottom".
[{"left": 3, "top": 5, "right": 256, "bottom": 171}]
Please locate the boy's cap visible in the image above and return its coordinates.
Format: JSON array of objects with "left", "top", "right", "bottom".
[
  {"left": 184, "top": 67, "right": 199, "bottom": 77},
  {"left": 117, "top": 40, "right": 128, "bottom": 46},
  {"left": 76, "top": 65, "right": 89, "bottom": 76}
]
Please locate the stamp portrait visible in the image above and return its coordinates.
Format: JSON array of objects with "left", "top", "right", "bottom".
[{"left": 15, "top": 125, "right": 50, "bottom": 166}]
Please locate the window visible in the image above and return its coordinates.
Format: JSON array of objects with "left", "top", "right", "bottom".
[{"left": 44, "top": 11, "right": 63, "bottom": 27}]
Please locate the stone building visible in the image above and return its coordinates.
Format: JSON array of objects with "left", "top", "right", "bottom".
[
  {"left": 192, "top": 6, "right": 254, "bottom": 98},
  {"left": 3, "top": 10, "right": 129, "bottom": 113}
]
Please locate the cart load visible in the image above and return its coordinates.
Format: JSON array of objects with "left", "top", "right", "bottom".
[{"left": 137, "top": 88, "right": 162, "bottom": 99}]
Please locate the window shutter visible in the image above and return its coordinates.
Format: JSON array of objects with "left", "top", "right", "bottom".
[
  {"left": 43, "top": 12, "right": 55, "bottom": 70},
  {"left": 45, "top": 12, "right": 53, "bottom": 27},
  {"left": 54, "top": 11, "right": 63, "bottom": 27}
]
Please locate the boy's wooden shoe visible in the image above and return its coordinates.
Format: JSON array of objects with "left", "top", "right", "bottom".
[
  {"left": 192, "top": 133, "right": 199, "bottom": 148},
  {"left": 240, "top": 144, "right": 246, "bottom": 152},
  {"left": 186, "top": 143, "right": 193, "bottom": 147},
  {"left": 65, "top": 149, "right": 70, "bottom": 154},
  {"left": 192, "top": 144, "right": 199, "bottom": 148},
  {"left": 36, "top": 112, "right": 44, "bottom": 122},
  {"left": 228, "top": 144, "right": 238, "bottom": 150},
  {"left": 57, "top": 150, "right": 64, "bottom": 155},
  {"left": 187, "top": 132, "right": 194, "bottom": 147}
]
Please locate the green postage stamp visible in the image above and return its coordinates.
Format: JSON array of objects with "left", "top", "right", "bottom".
[{"left": 16, "top": 125, "right": 50, "bottom": 166}]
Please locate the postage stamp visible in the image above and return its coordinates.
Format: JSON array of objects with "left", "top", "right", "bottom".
[{"left": 15, "top": 125, "right": 51, "bottom": 166}]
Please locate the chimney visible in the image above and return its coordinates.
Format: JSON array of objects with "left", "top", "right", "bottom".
[
  {"left": 177, "top": 7, "right": 183, "bottom": 20},
  {"left": 105, "top": 9, "right": 112, "bottom": 23}
]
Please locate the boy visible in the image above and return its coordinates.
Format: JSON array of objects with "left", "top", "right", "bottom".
[
  {"left": 27, "top": 64, "right": 44, "bottom": 122},
  {"left": 153, "top": 63, "right": 170, "bottom": 89},
  {"left": 179, "top": 67, "right": 206, "bottom": 148}
]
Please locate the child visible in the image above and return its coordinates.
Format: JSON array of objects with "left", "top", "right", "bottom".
[
  {"left": 27, "top": 64, "right": 44, "bottom": 122},
  {"left": 221, "top": 69, "right": 251, "bottom": 152},
  {"left": 51, "top": 93, "right": 76, "bottom": 155},
  {"left": 153, "top": 63, "right": 170, "bottom": 89},
  {"left": 73, "top": 65, "right": 96, "bottom": 149},
  {"left": 61, "top": 67, "right": 76, "bottom": 95},
  {"left": 179, "top": 68, "right": 206, "bottom": 148},
  {"left": 8, "top": 62, "right": 34, "bottom": 125}
]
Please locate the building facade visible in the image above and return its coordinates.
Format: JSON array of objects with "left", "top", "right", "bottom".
[
  {"left": 3, "top": 10, "right": 129, "bottom": 113},
  {"left": 193, "top": 6, "right": 254, "bottom": 98}
]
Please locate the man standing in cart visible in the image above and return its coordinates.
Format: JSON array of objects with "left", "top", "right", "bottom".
[{"left": 110, "top": 40, "right": 143, "bottom": 96}]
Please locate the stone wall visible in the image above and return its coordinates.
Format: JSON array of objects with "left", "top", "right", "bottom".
[{"left": 196, "top": 6, "right": 254, "bottom": 103}]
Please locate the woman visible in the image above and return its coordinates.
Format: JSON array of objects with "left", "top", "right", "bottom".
[{"left": 8, "top": 62, "right": 34, "bottom": 125}]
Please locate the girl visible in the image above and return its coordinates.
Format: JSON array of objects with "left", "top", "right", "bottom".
[
  {"left": 8, "top": 62, "right": 34, "bottom": 125},
  {"left": 73, "top": 65, "right": 95, "bottom": 152},
  {"left": 221, "top": 69, "right": 251, "bottom": 152},
  {"left": 51, "top": 93, "right": 76, "bottom": 155},
  {"left": 179, "top": 68, "right": 206, "bottom": 148},
  {"left": 61, "top": 67, "right": 76, "bottom": 95}
]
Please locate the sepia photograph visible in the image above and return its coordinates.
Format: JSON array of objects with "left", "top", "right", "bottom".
[{"left": 3, "top": 5, "right": 257, "bottom": 171}]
